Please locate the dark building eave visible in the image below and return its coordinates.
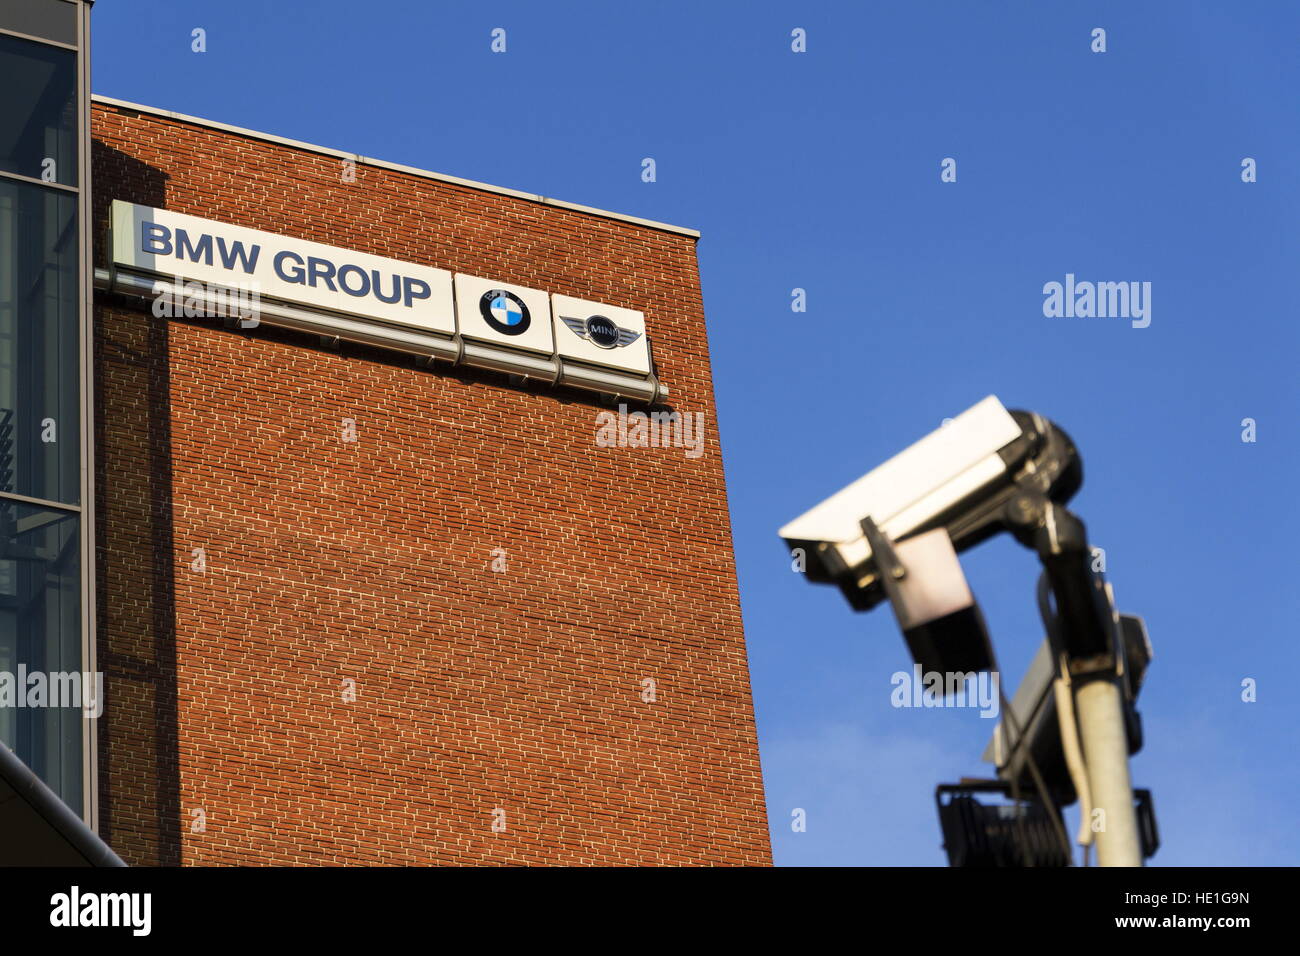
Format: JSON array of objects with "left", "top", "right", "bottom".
[{"left": 0, "top": 742, "right": 125, "bottom": 866}]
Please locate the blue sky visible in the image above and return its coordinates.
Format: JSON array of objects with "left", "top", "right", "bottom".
[{"left": 92, "top": 1, "right": 1299, "bottom": 865}]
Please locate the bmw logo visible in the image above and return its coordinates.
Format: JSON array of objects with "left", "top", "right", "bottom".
[
  {"left": 479, "top": 289, "right": 531, "bottom": 336},
  {"left": 584, "top": 315, "right": 621, "bottom": 349}
]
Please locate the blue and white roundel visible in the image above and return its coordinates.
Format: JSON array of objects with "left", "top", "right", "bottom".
[
  {"left": 479, "top": 289, "right": 531, "bottom": 336},
  {"left": 490, "top": 295, "right": 522, "bottom": 326}
]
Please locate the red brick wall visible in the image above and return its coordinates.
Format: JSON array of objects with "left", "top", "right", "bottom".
[{"left": 90, "top": 102, "right": 770, "bottom": 865}]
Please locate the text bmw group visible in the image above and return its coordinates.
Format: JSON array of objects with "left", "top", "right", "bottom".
[{"left": 140, "top": 220, "right": 433, "bottom": 309}]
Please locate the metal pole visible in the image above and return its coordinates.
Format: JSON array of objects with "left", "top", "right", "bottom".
[{"left": 1075, "top": 677, "right": 1141, "bottom": 866}]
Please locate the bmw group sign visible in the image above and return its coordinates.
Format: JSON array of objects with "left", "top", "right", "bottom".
[
  {"left": 111, "top": 201, "right": 456, "bottom": 334},
  {"left": 109, "top": 200, "right": 661, "bottom": 393}
]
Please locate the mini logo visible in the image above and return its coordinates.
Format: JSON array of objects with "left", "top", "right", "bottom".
[
  {"left": 560, "top": 314, "right": 642, "bottom": 349},
  {"left": 479, "top": 289, "right": 531, "bottom": 335}
]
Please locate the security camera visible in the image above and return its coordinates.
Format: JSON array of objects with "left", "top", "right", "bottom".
[
  {"left": 780, "top": 396, "right": 1081, "bottom": 612},
  {"left": 779, "top": 396, "right": 1155, "bottom": 866}
]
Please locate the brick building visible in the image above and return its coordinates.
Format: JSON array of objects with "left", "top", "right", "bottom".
[{"left": 0, "top": 0, "right": 770, "bottom": 867}]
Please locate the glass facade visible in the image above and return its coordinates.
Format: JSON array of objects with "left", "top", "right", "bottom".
[
  {"left": 0, "top": 0, "right": 90, "bottom": 818},
  {"left": 0, "top": 501, "right": 81, "bottom": 800},
  {"left": 0, "top": 178, "right": 80, "bottom": 504},
  {"left": 0, "top": 31, "right": 77, "bottom": 187}
]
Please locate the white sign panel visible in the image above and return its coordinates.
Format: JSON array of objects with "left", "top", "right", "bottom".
[
  {"left": 453, "top": 273, "right": 554, "bottom": 356},
  {"left": 110, "top": 200, "right": 455, "bottom": 334},
  {"left": 550, "top": 294, "right": 650, "bottom": 376}
]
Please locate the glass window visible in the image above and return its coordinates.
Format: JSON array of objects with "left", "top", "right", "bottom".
[
  {"left": 0, "top": 501, "right": 81, "bottom": 808},
  {"left": 0, "top": 1, "right": 79, "bottom": 49},
  {"left": 0, "top": 177, "right": 80, "bottom": 505},
  {"left": 0, "top": 30, "right": 77, "bottom": 186}
]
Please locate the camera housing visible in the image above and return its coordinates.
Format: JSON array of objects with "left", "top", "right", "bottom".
[{"left": 780, "top": 396, "right": 1081, "bottom": 612}]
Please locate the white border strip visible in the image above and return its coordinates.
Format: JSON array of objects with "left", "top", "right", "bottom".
[{"left": 91, "top": 95, "right": 702, "bottom": 239}]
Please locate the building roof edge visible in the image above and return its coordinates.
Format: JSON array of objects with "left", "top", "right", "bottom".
[{"left": 91, "top": 94, "right": 702, "bottom": 239}]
